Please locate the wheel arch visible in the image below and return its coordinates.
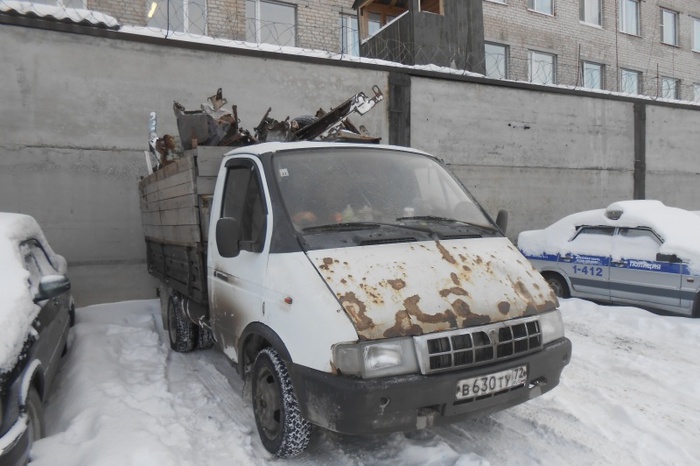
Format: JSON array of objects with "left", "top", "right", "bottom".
[
  {"left": 237, "top": 323, "right": 292, "bottom": 378},
  {"left": 20, "top": 359, "right": 46, "bottom": 405},
  {"left": 539, "top": 268, "right": 572, "bottom": 297}
]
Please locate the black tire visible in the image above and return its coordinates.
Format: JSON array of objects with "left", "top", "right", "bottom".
[
  {"left": 545, "top": 273, "right": 570, "bottom": 299},
  {"left": 167, "top": 292, "right": 196, "bottom": 352},
  {"left": 197, "top": 325, "right": 215, "bottom": 350},
  {"left": 25, "top": 387, "right": 44, "bottom": 458},
  {"left": 252, "top": 348, "right": 311, "bottom": 458}
]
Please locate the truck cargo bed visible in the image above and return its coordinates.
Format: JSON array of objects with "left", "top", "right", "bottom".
[{"left": 138, "top": 146, "right": 229, "bottom": 304}]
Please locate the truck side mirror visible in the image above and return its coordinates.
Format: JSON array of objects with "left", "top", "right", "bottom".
[
  {"left": 495, "top": 209, "right": 508, "bottom": 234},
  {"left": 216, "top": 217, "right": 242, "bottom": 258}
]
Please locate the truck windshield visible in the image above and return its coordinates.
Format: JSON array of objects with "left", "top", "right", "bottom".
[{"left": 272, "top": 147, "right": 493, "bottom": 233}]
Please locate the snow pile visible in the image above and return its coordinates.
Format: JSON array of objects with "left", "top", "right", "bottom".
[
  {"left": 30, "top": 299, "right": 700, "bottom": 465},
  {"left": 0, "top": 213, "right": 64, "bottom": 374},
  {"left": 518, "top": 200, "right": 700, "bottom": 270}
]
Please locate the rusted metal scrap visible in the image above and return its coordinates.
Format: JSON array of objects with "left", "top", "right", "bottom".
[{"left": 147, "top": 86, "right": 383, "bottom": 171}]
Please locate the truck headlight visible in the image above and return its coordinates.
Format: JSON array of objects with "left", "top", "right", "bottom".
[
  {"left": 333, "top": 337, "right": 419, "bottom": 379},
  {"left": 540, "top": 310, "right": 565, "bottom": 345}
]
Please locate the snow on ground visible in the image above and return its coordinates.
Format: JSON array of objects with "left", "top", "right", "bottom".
[{"left": 30, "top": 299, "right": 700, "bottom": 466}]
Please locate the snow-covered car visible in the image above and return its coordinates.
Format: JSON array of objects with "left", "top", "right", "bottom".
[
  {"left": 0, "top": 213, "right": 73, "bottom": 465},
  {"left": 518, "top": 200, "right": 700, "bottom": 317}
]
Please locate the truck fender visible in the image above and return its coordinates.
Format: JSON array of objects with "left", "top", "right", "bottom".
[{"left": 237, "top": 322, "right": 292, "bottom": 379}]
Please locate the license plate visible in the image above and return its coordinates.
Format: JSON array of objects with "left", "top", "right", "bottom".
[{"left": 455, "top": 366, "right": 527, "bottom": 401}]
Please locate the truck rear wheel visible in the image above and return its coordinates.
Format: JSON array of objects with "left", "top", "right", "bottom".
[
  {"left": 167, "top": 292, "right": 196, "bottom": 352},
  {"left": 252, "top": 347, "right": 311, "bottom": 458}
]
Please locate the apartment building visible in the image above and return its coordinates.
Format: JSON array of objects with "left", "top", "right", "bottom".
[
  {"left": 482, "top": 0, "right": 700, "bottom": 101},
  {"left": 10, "top": 0, "right": 700, "bottom": 101}
]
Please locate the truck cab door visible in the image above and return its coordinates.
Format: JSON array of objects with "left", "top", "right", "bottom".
[{"left": 209, "top": 158, "right": 269, "bottom": 362}]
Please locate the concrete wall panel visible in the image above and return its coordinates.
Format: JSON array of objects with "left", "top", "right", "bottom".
[
  {"left": 410, "top": 78, "right": 634, "bottom": 171},
  {"left": 451, "top": 165, "right": 633, "bottom": 240}
]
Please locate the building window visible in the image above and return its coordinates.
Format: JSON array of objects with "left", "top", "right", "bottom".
[
  {"left": 358, "top": 2, "right": 405, "bottom": 39},
  {"left": 528, "top": 0, "right": 553, "bottom": 15},
  {"left": 694, "top": 84, "right": 700, "bottom": 103},
  {"left": 620, "top": 69, "right": 642, "bottom": 95},
  {"left": 147, "top": 0, "right": 207, "bottom": 34},
  {"left": 694, "top": 18, "right": 700, "bottom": 52},
  {"left": 661, "top": 77, "right": 680, "bottom": 100},
  {"left": 340, "top": 14, "right": 359, "bottom": 56},
  {"left": 246, "top": 0, "right": 296, "bottom": 47},
  {"left": 485, "top": 43, "right": 508, "bottom": 79},
  {"left": 580, "top": 0, "right": 601, "bottom": 26},
  {"left": 661, "top": 9, "right": 679, "bottom": 46},
  {"left": 419, "top": 0, "right": 443, "bottom": 14},
  {"left": 619, "top": 0, "right": 640, "bottom": 36},
  {"left": 528, "top": 51, "right": 555, "bottom": 85},
  {"left": 582, "top": 61, "right": 604, "bottom": 89}
]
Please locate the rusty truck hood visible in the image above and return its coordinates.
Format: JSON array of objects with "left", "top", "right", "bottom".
[{"left": 307, "top": 237, "right": 558, "bottom": 341}]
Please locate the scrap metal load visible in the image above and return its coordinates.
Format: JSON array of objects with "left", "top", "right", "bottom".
[{"left": 148, "top": 86, "right": 383, "bottom": 170}]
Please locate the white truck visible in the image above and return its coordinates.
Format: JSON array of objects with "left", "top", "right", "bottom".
[{"left": 138, "top": 141, "right": 572, "bottom": 458}]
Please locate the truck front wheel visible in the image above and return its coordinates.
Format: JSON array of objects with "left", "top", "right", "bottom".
[
  {"left": 252, "top": 347, "right": 311, "bottom": 458},
  {"left": 167, "top": 292, "right": 196, "bottom": 352}
]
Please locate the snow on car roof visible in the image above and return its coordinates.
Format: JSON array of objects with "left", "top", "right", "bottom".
[
  {"left": 518, "top": 200, "right": 700, "bottom": 271},
  {"left": 0, "top": 213, "right": 63, "bottom": 374}
]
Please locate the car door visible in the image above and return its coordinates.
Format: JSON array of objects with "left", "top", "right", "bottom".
[
  {"left": 209, "top": 158, "right": 269, "bottom": 361},
  {"left": 608, "top": 227, "right": 682, "bottom": 309},
  {"left": 559, "top": 226, "right": 613, "bottom": 300},
  {"left": 21, "top": 240, "right": 70, "bottom": 384}
]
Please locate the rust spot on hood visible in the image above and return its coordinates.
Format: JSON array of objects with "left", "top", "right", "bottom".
[
  {"left": 450, "top": 272, "right": 460, "bottom": 286},
  {"left": 435, "top": 240, "right": 457, "bottom": 264},
  {"left": 498, "top": 301, "right": 511, "bottom": 315},
  {"left": 439, "top": 287, "right": 468, "bottom": 298},
  {"left": 320, "top": 257, "right": 334, "bottom": 271},
  {"left": 387, "top": 279, "right": 406, "bottom": 290},
  {"left": 451, "top": 299, "right": 491, "bottom": 326},
  {"left": 338, "top": 292, "right": 374, "bottom": 331},
  {"left": 512, "top": 280, "right": 557, "bottom": 315}
]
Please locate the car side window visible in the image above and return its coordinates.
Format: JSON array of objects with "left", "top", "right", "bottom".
[
  {"left": 20, "top": 239, "right": 56, "bottom": 295},
  {"left": 568, "top": 226, "right": 615, "bottom": 256},
  {"left": 614, "top": 228, "right": 662, "bottom": 261},
  {"left": 221, "top": 163, "right": 267, "bottom": 253}
]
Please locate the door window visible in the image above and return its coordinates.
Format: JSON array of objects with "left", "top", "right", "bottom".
[
  {"left": 21, "top": 239, "right": 58, "bottom": 296},
  {"left": 221, "top": 164, "right": 267, "bottom": 253},
  {"left": 614, "top": 228, "right": 662, "bottom": 261}
]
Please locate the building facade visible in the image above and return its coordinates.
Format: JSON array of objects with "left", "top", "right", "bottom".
[
  {"left": 482, "top": 0, "right": 700, "bottom": 101},
  {"left": 12, "top": 0, "right": 700, "bottom": 101}
]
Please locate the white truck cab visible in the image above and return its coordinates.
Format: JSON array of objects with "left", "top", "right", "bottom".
[{"left": 141, "top": 142, "right": 571, "bottom": 458}]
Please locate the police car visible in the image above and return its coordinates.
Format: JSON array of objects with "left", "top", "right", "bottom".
[{"left": 518, "top": 200, "right": 700, "bottom": 317}]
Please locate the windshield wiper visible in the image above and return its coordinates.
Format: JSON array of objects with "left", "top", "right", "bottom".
[
  {"left": 302, "top": 222, "right": 383, "bottom": 233},
  {"left": 395, "top": 216, "right": 497, "bottom": 232}
]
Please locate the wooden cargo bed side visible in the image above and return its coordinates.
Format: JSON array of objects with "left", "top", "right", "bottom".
[{"left": 138, "top": 147, "right": 229, "bottom": 304}]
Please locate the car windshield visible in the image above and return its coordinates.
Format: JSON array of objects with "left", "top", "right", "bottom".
[{"left": 272, "top": 147, "right": 493, "bottom": 233}]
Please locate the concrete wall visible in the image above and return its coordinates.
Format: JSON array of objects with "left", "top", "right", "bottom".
[
  {"left": 2, "top": 20, "right": 700, "bottom": 305},
  {"left": 0, "top": 23, "right": 387, "bottom": 306},
  {"left": 409, "top": 77, "right": 636, "bottom": 236}
]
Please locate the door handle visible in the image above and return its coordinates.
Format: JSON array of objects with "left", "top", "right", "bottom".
[
  {"left": 214, "top": 270, "right": 229, "bottom": 282},
  {"left": 611, "top": 260, "right": 625, "bottom": 267},
  {"left": 560, "top": 254, "right": 573, "bottom": 263}
]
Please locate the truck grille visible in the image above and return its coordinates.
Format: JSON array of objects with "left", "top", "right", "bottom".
[{"left": 413, "top": 316, "right": 542, "bottom": 375}]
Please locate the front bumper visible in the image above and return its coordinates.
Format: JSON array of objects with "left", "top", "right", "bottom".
[
  {"left": 0, "top": 415, "right": 29, "bottom": 466},
  {"left": 289, "top": 337, "right": 572, "bottom": 435}
]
